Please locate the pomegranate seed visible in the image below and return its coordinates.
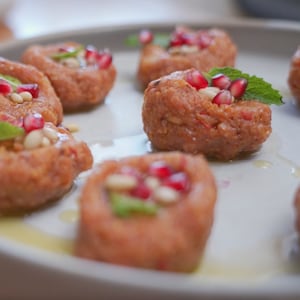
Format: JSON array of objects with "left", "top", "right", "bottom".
[
  {"left": 185, "top": 70, "right": 208, "bottom": 90},
  {"left": 163, "top": 172, "right": 189, "bottom": 192},
  {"left": 139, "top": 29, "right": 153, "bottom": 44},
  {"left": 181, "top": 33, "right": 196, "bottom": 45},
  {"left": 84, "top": 45, "right": 98, "bottom": 61},
  {"left": 17, "top": 84, "right": 39, "bottom": 98},
  {"left": 169, "top": 28, "right": 186, "bottom": 47},
  {"left": 130, "top": 182, "right": 151, "bottom": 200},
  {"left": 149, "top": 161, "right": 173, "bottom": 179},
  {"left": 97, "top": 51, "right": 112, "bottom": 69},
  {"left": 229, "top": 78, "right": 248, "bottom": 99},
  {"left": 212, "top": 90, "right": 233, "bottom": 105},
  {"left": 0, "top": 79, "right": 12, "bottom": 95},
  {"left": 211, "top": 73, "right": 231, "bottom": 89},
  {"left": 23, "top": 113, "right": 45, "bottom": 133},
  {"left": 197, "top": 32, "right": 212, "bottom": 49},
  {"left": 169, "top": 35, "right": 184, "bottom": 47}
]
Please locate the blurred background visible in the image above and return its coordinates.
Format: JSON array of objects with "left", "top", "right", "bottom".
[{"left": 0, "top": 0, "right": 298, "bottom": 41}]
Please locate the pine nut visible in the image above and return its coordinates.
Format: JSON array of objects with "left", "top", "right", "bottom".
[
  {"left": 43, "top": 127, "right": 58, "bottom": 142},
  {"left": 66, "top": 123, "right": 79, "bottom": 133},
  {"left": 153, "top": 186, "right": 179, "bottom": 205},
  {"left": 62, "top": 57, "right": 80, "bottom": 68},
  {"left": 23, "top": 129, "right": 44, "bottom": 150},
  {"left": 19, "top": 91, "right": 33, "bottom": 102},
  {"left": 168, "top": 45, "right": 198, "bottom": 54},
  {"left": 41, "top": 136, "right": 51, "bottom": 147},
  {"left": 10, "top": 93, "right": 24, "bottom": 104},
  {"left": 105, "top": 174, "right": 138, "bottom": 191},
  {"left": 144, "top": 176, "right": 160, "bottom": 190},
  {"left": 198, "top": 87, "right": 220, "bottom": 99}
]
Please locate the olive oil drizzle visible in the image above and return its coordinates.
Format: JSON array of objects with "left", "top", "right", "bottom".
[{"left": 0, "top": 218, "right": 73, "bottom": 254}]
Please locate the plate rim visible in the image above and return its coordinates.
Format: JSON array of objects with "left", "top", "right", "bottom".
[{"left": 0, "top": 18, "right": 300, "bottom": 299}]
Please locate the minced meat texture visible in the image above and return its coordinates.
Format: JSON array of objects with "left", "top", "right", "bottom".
[{"left": 142, "top": 69, "right": 272, "bottom": 161}]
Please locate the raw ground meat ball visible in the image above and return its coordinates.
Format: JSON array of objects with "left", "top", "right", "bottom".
[
  {"left": 137, "top": 26, "right": 237, "bottom": 89},
  {"left": 0, "top": 57, "right": 63, "bottom": 125},
  {"left": 288, "top": 46, "right": 300, "bottom": 104},
  {"left": 22, "top": 41, "right": 117, "bottom": 112},
  {"left": 142, "top": 69, "right": 272, "bottom": 161},
  {"left": 0, "top": 113, "right": 93, "bottom": 213},
  {"left": 75, "top": 152, "right": 217, "bottom": 273}
]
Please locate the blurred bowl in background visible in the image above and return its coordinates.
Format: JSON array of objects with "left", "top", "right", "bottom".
[
  {"left": 0, "top": 0, "right": 13, "bottom": 19},
  {"left": 237, "top": 0, "right": 300, "bottom": 21}
]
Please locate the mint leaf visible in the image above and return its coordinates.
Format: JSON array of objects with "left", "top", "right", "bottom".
[
  {"left": 125, "top": 34, "right": 139, "bottom": 47},
  {"left": 152, "top": 33, "right": 170, "bottom": 48},
  {"left": 0, "top": 122, "right": 24, "bottom": 141},
  {"left": 51, "top": 46, "right": 84, "bottom": 60},
  {"left": 109, "top": 192, "right": 158, "bottom": 217},
  {"left": 0, "top": 74, "right": 21, "bottom": 89},
  {"left": 207, "top": 67, "right": 283, "bottom": 105},
  {"left": 125, "top": 33, "right": 169, "bottom": 48}
]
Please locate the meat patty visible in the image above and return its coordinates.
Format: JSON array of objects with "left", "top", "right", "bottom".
[
  {"left": 0, "top": 57, "right": 63, "bottom": 125},
  {"left": 0, "top": 119, "right": 93, "bottom": 213},
  {"left": 288, "top": 46, "right": 300, "bottom": 104},
  {"left": 137, "top": 27, "right": 237, "bottom": 89},
  {"left": 75, "top": 152, "right": 217, "bottom": 273},
  {"left": 142, "top": 69, "right": 272, "bottom": 161},
  {"left": 22, "top": 41, "right": 117, "bottom": 112}
]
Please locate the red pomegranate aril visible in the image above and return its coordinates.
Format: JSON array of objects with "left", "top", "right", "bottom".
[
  {"left": 229, "top": 78, "right": 248, "bottom": 99},
  {"left": 163, "top": 172, "right": 189, "bottom": 192},
  {"left": 84, "top": 45, "right": 98, "bottom": 61},
  {"left": 212, "top": 90, "right": 233, "bottom": 105},
  {"left": 139, "top": 29, "right": 153, "bottom": 44},
  {"left": 23, "top": 113, "right": 45, "bottom": 133},
  {"left": 169, "top": 34, "right": 185, "bottom": 47},
  {"left": 185, "top": 70, "right": 208, "bottom": 90},
  {"left": 0, "top": 79, "right": 12, "bottom": 95},
  {"left": 17, "top": 84, "right": 39, "bottom": 98},
  {"left": 197, "top": 32, "right": 212, "bottom": 49},
  {"left": 169, "top": 28, "right": 186, "bottom": 47},
  {"left": 130, "top": 182, "right": 151, "bottom": 200},
  {"left": 149, "top": 161, "right": 173, "bottom": 179},
  {"left": 97, "top": 52, "right": 112, "bottom": 69},
  {"left": 211, "top": 73, "right": 231, "bottom": 89},
  {"left": 181, "top": 33, "right": 196, "bottom": 45}
]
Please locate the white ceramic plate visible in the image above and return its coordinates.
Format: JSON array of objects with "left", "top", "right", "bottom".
[{"left": 0, "top": 20, "right": 300, "bottom": 300}]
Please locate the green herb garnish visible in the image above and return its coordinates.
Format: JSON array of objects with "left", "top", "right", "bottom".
[
  {"left": 207, "top": 67, "right": 283, "bottom": 106},
  {"left": 51, "top": 46, "right": 84, "bottom": 60},
  {"left": 109, "top": 192, "right": 158, "bottom": 218},
  {"left": 125, "top": 33, "right": 170, "bottom": 48},
  {"left": 0, "top": 122, "right": 24, "bottom": 141},
  {"left": 0, "top": 74, "right": 21, "bottom": 89}
]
